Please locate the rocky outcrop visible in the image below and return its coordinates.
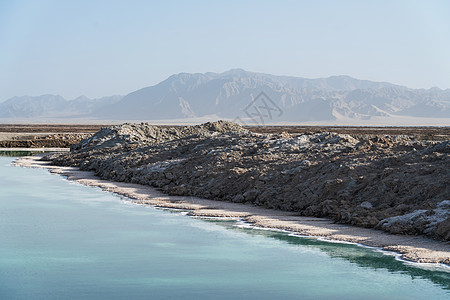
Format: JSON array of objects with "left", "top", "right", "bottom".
[
  {"left": 44, "top": 121, "right": 450, "bottom": 241},
  {"left": 71, "top": 121, "right": 247, "bottom": 150},
  {"left": 376, "top": 200, "right": 450, "bottom": 237}
]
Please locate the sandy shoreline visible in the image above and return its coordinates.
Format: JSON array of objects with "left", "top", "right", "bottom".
[{"left": 14, "top": 155, "right": 450, "bottom": 267}]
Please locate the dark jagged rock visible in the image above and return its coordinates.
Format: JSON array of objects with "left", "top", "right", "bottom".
[{"left": 44, "top": 121, "right": 450, "bottom": 241}]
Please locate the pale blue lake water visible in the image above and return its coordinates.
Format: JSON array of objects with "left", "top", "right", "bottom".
[{"left": 0, "top": 154, "right": 449, "bottom": 299}]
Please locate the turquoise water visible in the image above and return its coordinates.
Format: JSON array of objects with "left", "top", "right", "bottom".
[{"left": 0, "top": 155, "right": 449, "bottom": 299}]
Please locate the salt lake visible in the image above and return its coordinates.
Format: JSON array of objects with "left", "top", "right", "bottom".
[{"left": 0, "top": 154, "right": 449, "bottom": 299}]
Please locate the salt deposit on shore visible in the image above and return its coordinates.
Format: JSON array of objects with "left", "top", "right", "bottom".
[{"left": 15, "top": 155, "right": 450, "bottom": 266}]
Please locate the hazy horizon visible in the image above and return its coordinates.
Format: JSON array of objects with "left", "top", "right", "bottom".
[
  {"left": 1, "top": 0, "right": 450, "bottom": 101},
  {"left": 2, "top": 69, "right": 445, "bottom": 102}
]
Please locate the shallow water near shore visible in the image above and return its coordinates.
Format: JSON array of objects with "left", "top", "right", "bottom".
[{"left": 0, "top": 155, "right": 449, "bottom": 299}]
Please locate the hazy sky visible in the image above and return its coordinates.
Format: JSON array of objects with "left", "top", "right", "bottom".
[{"left": 1, "top": 0, "right": 450, "bottom": 100}]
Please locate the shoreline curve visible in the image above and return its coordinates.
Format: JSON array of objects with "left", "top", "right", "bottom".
[{"left": 14, "top": 155, "right": 450, "bottom": 267}]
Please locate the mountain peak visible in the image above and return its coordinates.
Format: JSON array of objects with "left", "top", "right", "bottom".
[{"left": 220, "top": 68, "right": 249, "bottom": 76}]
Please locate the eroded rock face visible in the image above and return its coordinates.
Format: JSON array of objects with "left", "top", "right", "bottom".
[
  {"left": 71, "top": 120, "right": 248, "bottom": 150},
  {"left": 436, "top": 217, "right": 450, "bottom": 241},
  {"left": 377, "top": 200, "right": 450, "bottom": 237},
  {"left": 45, "top": 121, "right": 450, "bottom": 241}
]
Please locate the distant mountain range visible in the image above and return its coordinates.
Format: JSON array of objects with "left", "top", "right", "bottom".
[
  {"left": 1, "top": 69, "right": 449, "bottom": 124},
  {"left": 0, "top": 95, "right": 122, "bottom": 119}
]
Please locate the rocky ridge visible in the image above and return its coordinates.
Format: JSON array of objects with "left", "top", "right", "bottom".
[{"left": 45, "top": 121, "right": 450, "bottom": 241}]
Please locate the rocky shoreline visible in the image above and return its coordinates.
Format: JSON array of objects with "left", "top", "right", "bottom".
[
  {"left": 42, "top": 121, "right": 450, "bottom": 243},
  {"left": 14, "top": 155, "right": 450, "bottom": 265}
]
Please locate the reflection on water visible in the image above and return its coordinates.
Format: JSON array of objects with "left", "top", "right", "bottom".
[
  {"left": 1, "top": 154, "right": 449, "bottom": 299},
  {"left": 204, "top": 219, "right": 450, "bottom": 290}
]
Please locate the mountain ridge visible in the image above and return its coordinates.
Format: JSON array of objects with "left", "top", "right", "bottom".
[{"left": 1, "top": 69, "right": 449, "bottom": 124}]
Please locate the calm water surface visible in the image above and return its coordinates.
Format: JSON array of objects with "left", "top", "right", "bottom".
[{"left": 0, "top": 154, "right": 449, "bottom": 299}]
